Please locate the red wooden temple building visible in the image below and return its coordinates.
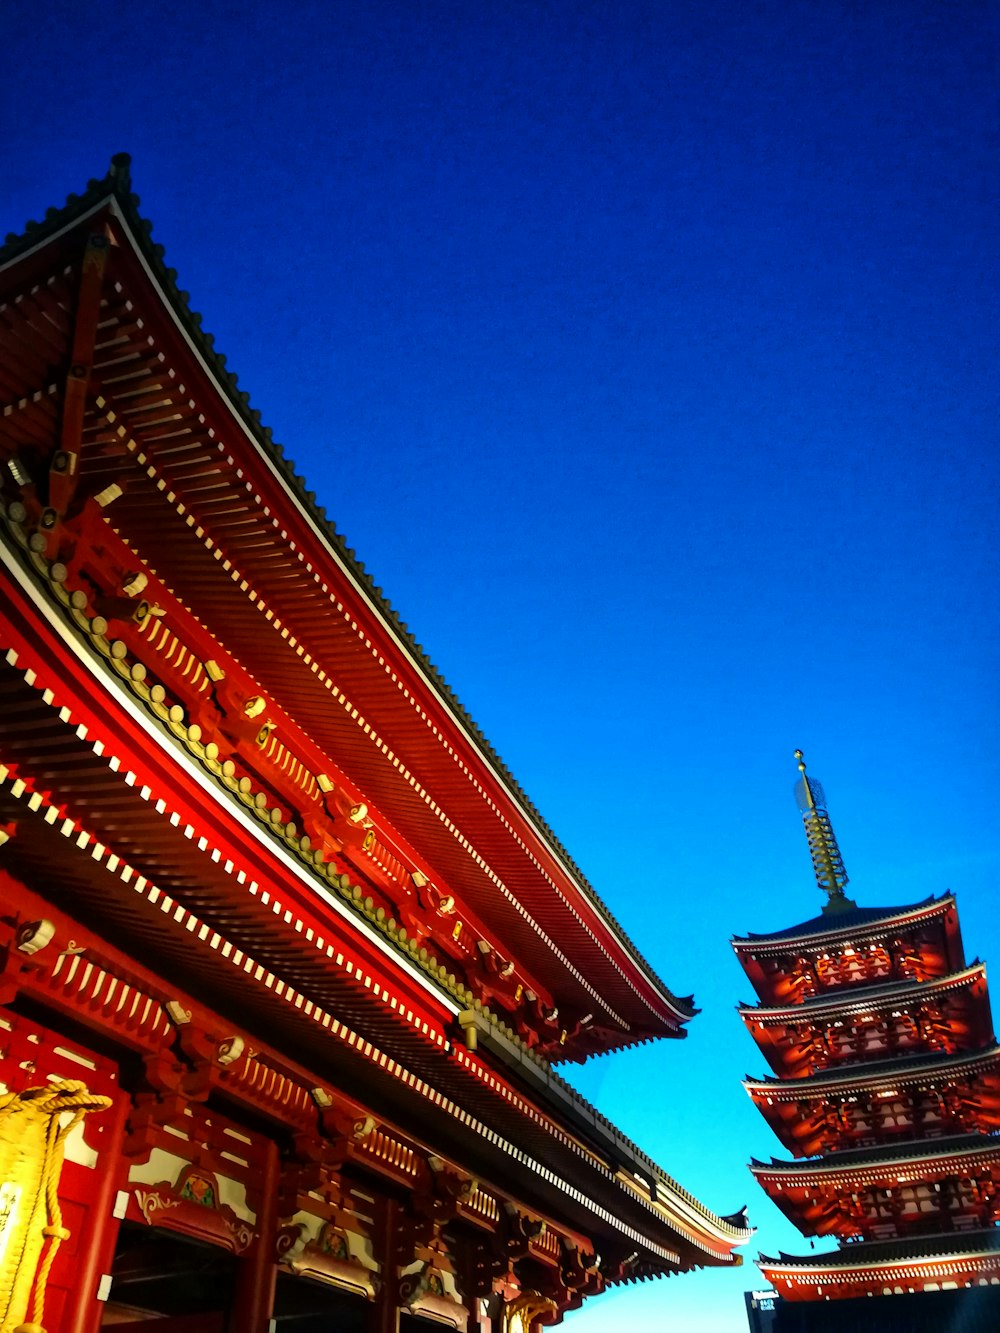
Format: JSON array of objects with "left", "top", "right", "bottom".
[
  {"left": 0, "top": 157, "right": 751, "bottom": 1332},
  {"left": 734, "top": 754, "right": 1000, "bottom": 1331}
]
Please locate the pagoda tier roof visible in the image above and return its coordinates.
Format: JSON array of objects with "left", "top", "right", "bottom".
[
  {"left": 739, "top": 902, "right": 933, "bottom": 944},
  {"left": 0, "top": 159, "right": 694, "bottom": 1051},
  {"left": 760, "top": 1226, "right": 1000, "bottom": 1271},
  {"left": 730, "top": 895, "right": 960, "bottom": 959},
  {"left": 745, "top": 1043, "right": 1000, "bottom": 1099},
  {"left": 739, "top": 962, "right": 990, "bottom": 1025},
  {"left": 732, "top": 895, "right": 955, "bottom": 953},
  {"left": 751, "top": 1132, "right": 1000, "bottom": 1181}
]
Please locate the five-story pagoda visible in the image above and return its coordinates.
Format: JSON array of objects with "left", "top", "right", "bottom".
[{"left": 734, "top": 754, "right": 1000, "bottom": 1327}]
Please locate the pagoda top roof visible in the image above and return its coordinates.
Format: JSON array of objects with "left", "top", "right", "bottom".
[
  {"left": 732, "top": 893, "right": 953, "bottom": 950},
  {"left": 760, "top": 1225, "right": 1000, "bottom": 1269},
  {"left": 753, "top": 1132, "right": 1000, "bottom": 1174},
  {"left": 0, "top": 157, "right": 695, "bottom": 1039},
  {"left": 746, "top": 1042, "right": 1000, "bottom": 1096}
]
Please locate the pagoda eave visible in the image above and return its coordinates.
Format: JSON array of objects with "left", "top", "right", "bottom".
[
  {"left": 746, "top": 1044, "right": 1000, "bottom": 1101},
  {"left": 732, "top": 896, "right": 960, "bottom": 957},
  {"left": 751, "top": 1135, "right": 1000, "bottom": 1238},
  {"left": 739, "top": 963, "right": 994, "bottom": 1078},
  {"left": 739, "top": 962, "right": 990, "bottom": 1026},
  {"left": 760, "top": 1228, "right": 1000, "bottom": 1301},
  {"left": 751, "top": 1135, "right": 1000, "bottom": 1190}
]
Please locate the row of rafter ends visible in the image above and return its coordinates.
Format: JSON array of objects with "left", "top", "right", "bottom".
[{"left": 0, "top": 156, "right": 672, "bottom": 996}]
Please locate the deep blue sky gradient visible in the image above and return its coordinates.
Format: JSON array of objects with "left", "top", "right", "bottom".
[{"left": 4, "top": 3, "right": 999, "bottom": 1328}]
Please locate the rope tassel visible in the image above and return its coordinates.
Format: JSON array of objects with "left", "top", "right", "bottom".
[{"left": 0, "top": 1080, "right": 112, "bottom": 1333}]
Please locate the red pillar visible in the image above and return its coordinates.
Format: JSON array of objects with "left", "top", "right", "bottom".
[
  {"left": 229, "top": 1136, "right": 279, "bottom": 1332},
  {"left": 67, "top": 1082, "right": 130, "bottom": 1333},
  {"left": 371, "top": 1198, "right": 400, "bottom": 1333}
]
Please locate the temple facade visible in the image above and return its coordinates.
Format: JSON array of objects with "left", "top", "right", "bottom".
[
  {"left": 734, "top": 754, "right": 1000, "bottom": 1329},
  {"left": 0, "top": 158, "right": 751, "bottom": 1332}
]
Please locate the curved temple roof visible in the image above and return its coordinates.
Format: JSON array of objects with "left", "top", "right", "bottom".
[
  {"left": 732, "top": 894, "right": 954, "bottom": 949},
  {"left": 0, "top": 159, "right": 755, "bottom": 1294},
  {"left": 0, "top": 156, "right": 696, "bottom": 1051}
]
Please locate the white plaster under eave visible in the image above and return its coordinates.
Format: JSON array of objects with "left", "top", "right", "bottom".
[
  {"left": 61, "top": 1115, "right": 98, "bottom": 1170},
  {"left": 127, "top": 1146, "right": 254, "bottom": 1223},
  {"left": 128, "top": 1146, "right": 189, "bottom": 1188}
]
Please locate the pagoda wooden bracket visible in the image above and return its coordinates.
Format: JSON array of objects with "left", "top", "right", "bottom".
[
  {"left": 468, "top": 941, "right": 525, "bottom": 1014},
  {"left": 124, "top": 1085, "right": 193, "bottom": 1156},
  {"left": 318, "top": 1102, "right": 375, "bottom": 1144},
  {"left": 558, "top": 1239, "right": 603, "bottom": 1297},
  {"left": 177, "top": 1035, "right": 239, "bottom": 1101},
  {"left": 392, "top": 1206, "right": 468, "bottom": 1330},
  {"left": 419, "top": 1158, "right": 478, "bottom": 1230},
  {"left": 0, "top": 900, "right": 61, "bottom": 1007},
  {"left": 507, "top": 1245, "right": 595, "bottom": 1322},
  {"left": 453, "top": 1230, "right": 507, "bottom": 1302},
  {"left": 504, "top": 1205, "right": 548, "bottom": 1264},
  {"left": 125, "top": 1033, "right": 230, "bottom": 1153}
]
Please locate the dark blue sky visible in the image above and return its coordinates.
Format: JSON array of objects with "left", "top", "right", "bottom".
[{"left": 4, "top": 3, "right": 998, "bottom": 1327}]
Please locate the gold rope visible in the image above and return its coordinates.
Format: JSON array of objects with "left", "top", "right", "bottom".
[{"left": 0, "top": 1080, "right": 111, "bottom": 1333}]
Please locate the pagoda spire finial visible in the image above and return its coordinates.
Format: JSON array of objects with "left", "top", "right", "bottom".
[{"left": 792, "top": 751, "right": 856, "bottom": 915}]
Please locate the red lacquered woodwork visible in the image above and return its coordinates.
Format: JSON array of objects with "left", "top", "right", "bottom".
[{"left": 0, "top": 159, "right": 751, "bottom": 1332}]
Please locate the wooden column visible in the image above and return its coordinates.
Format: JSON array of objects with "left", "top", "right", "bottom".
[
  {"left": 67, "top": 1081, "right": 130, "bottom": 1333},
  {"left": 230, "top": 1135, "right": 279, "bottom": 1332},
  {"left": 371, "top": 1197, "right": 400, "bottom": 1333}
]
